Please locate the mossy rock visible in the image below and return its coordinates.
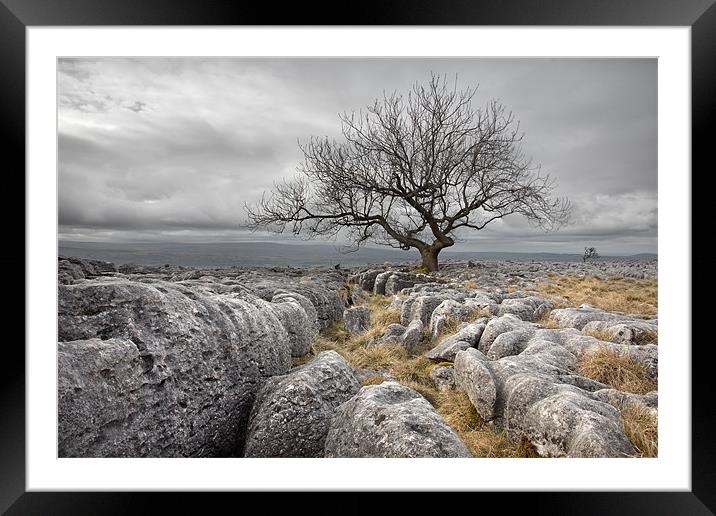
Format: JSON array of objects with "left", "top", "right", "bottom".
[{"left": 424, "top": 361, "right": 454, "bottom": 374}]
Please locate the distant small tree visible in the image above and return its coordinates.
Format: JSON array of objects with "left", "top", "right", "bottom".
[
  {"left": 247, "top": 74, "right": 571, "bottom": 272},
  {"left": 583, "top": 247, "right": 599, "bottom": 262}
]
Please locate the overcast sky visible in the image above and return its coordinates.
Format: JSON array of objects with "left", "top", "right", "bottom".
[{"left": 58, "top": 58, "right": 657, "bottom": 255}]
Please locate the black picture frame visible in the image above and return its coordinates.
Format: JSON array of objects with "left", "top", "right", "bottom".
[{"left": 3, "top": 0, "right": 710, "bottom": 512}]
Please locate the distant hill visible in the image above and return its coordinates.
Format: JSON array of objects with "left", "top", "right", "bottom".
[{"left": 58, "top": 240, "right": 657, "bottom": 268}]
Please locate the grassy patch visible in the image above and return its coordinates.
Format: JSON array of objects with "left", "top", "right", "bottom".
[
  {"left": 581, "top": 327, "right": 617, "bottom": 342},
  {"left": 533, "top": 310, "right": 562, "bottom": 329},
  {"left": 361, "top": 374, "right": 386, "bottom": 386},
  {"left": 436, "top": 390, "right": 540, "bottom": 458},
  {"left": 621, "top": 402, "right": 658, "bottom": 457},
  {"left": 633, "top": 329, "right": 658, "bottom": 345},
  {"left": 300, "top": 292, "right": 538, "bottom": 457},
  {"left": 532, "top": 274, "right": 657, "bottom": 316},
  {"left": 577, "top": 347, "right": 657, "bottom": 395},
  {"left": 437, "top": 317, "right": 465, "bottom": 339},
  {"left": 463, "top": 279, "right": 479, "bottom": 289},
  {"left": 582, "top": 326, "right": 658, "bottom": 345},
  {"left": 433, "top": 308, "right": 491, "bottom": 341},
  {"left": 360, "top": 294, "right": 402, "bottom": 338}
]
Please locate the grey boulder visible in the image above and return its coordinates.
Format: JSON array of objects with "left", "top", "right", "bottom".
[
  {"left": 353, "top": 269, "right": 383, "bottom": 292},
  {"left": 57, "top": 278, "right": 294, "bottom": 457},
  {"left": 401, "top": 318, "right": 425, "bottom": 352},
  {"left": 550, "top": 305, "right": 654, "bottom": 331},
  {"left": 508, "top": 376, "right": 637, "bottom": 458},
  {"left": 368, "top": 323, "right": 406, "bottom": 346},
  {"left": 324, "top": 381, "right": 471, "bottom": 457},
  {"left": 243, "top": 351, "right": 361, "bottom": 457},
  {"left": 429, "top": 365, "right": 456, "bottom": 391},
  {"left": 424, "top": 321, "right": 486, "bottom": 362},
  {"left": 400, "top": 293, "right": 465, "bottom": 326},
  {"left": 452, "top": 316, "right": 644, "bottom": 457},
  {"left": 344, "top": 306, "right": 371, "bottom": 334},
  {"left": 429, "top": 299, "right": 471, "bottom": 340},
  {"left": 271, "top": 291, "right": 319, "bottom": 357}
]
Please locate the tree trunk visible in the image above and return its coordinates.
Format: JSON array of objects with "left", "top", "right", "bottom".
[{"left": 420, "top": 247, "right": 440, "bottom": 272}]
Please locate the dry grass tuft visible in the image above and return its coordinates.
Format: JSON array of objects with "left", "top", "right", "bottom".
[
  {"left": 436, "top": 317, "right": 465, "bottom": 340},
  {"left": 434, "top": 308, "right": 492, "bottom": 341},
  {"left": 621, "top": 402, "right": 658, "bottom": 457},
  {"left": 413, "top": 264, "right": 431, "bottom": 275},
  {"left": 424, "top": 361, "right": 454, "bottom": 375},
  {"left": 435, "top": 390, "right": 540, "bottom": 458},
  {"left": 360, "top": 295, "right": 402, "bottom": 340},
  {"left": 291, "top": 354, "right": 314, "bottom": 367},
  {"left": 361, "top": 375, "right": 386, "bottom": 386},
  {"left": 581, "top": 327, "right": 617, "bottom": 342},
  {"left": 578, "top": 347, "right": 657, "bottom": 394},
  {"left": 468, "top": 307, "right": 491, "bottom": 321},
  {"left": 634, "top": 329, "right": 659, "bottom": 345},
  {"left": 533, "top": 275, "right": 657, "bottom": 316},
  {"left": 463, "top": 279, "right": 479, "bottom": 289},
  {"left": 581, "top": 327, "right": 658, "bottom": 346},
  {"left": 300, "top": 292, "right": 540, "bottom": 457},
  {"left": 533, "top": 310, "right": 561, "bottom": 329}
]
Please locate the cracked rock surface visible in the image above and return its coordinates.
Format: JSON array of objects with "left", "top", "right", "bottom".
[
  {"left": 244, "top": 351, "right": 361, "bottom": 457},
  {"left": 57, "top": 259, "right": 346, "bottom": 457},
  {"left": 324, "top": 381, "right": 472, "bottom": 458},
  {"left": 58, "top": 256, "right": 656, "bottom": 458}
]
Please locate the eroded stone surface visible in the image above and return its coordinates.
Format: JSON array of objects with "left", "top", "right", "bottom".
[
  {"left": 425, "top": 321, "right": 486, "bottom": 362},
  {"left": 324, "top": 382, "right": 471, "bottom": 457},
  {"left": 57, "top": 263, "right": 347, "bottom": 458},
  {"left": 452, "top": 313, "right": 653, "bottom": 457},
  {"left": 244, "top": 351, "right": 361, "bottom": 457},
  {"left": 429, "top": 365, "right": 455, "bottom": 391},
  {"left": 57, "top": 256, "right": 657, "bottom": 459},
  {"left": 344, "top": 306, "right": 371, "bottom": 334},
  {"left": 58, "top": 278, "right": 296, "bottom": 457}
]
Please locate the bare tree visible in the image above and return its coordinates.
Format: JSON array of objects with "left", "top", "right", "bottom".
[
  {"left": 247, "top": 74, "right": 571, "bottom": 272},
  {"left": 583, "top": 247, "right": 600, "bottom": 263}
]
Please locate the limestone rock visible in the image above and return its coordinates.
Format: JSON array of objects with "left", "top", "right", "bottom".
[
  {"left": 373, "top": 271, "right": 394, "bottom": 296},
  {"left": 271, "top": 291, "right": 319, "bottom": 357},
  {"left": 452, "top": 314, "right": 647, "bottom": 457},
  {"left": 424, "top": 322, "right": 486, "bottom": 362},
  {"left": 581, "top": 319, "right": 658, "bottom": 345},
  {"left": 324, "top": 382, "right": 471, "bottom": 457},
  {"left": 401, "top": 318, "right": 425, "bottom": 352},
  {"left": 57, "top": 277, "right": 294, "bottom": 457},
  {"left": 368, "top": 323, "right": 406, "bottom": 346},
  {"left": 454, "top": 348, "right": 497, "bottom": 420},
  {"left": 429, "top": 365, "right": 456, "bottom": 391},
  {"left": 507, "top": 375, "right": 636, "bottom": 457},
  {"left": 429, "top": 299, "right": 471, "bottom": 340},
  {"left": 385, "top": 272, "right": 430, "bottom": 295},
  {"left": 344, "top": 306, "right": 371, "bottom": 334},
  {"left": 243, "top": 351, "right": 361, "bottom": 457},
  {"left": 550, "top": 306, "right": 654, "bottom": 331},
  {"left": 355, "top": 269, "right": 383, "bottom": 292}
]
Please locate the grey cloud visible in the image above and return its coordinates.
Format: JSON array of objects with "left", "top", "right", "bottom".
[
  {"left": 58, "top": 57, "right": 657, "bottom": 254},
  {"left": 126, "top": 101, "right": 146, "bottom": 112}
]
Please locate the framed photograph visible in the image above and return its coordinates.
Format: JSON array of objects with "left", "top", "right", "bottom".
[{"left": 5, "top": 0, "right": 711, "bottom": 512}]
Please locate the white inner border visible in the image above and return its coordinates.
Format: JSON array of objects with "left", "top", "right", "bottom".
[{"left": 27, "top": 27, "right": 691, "bottom": 491}]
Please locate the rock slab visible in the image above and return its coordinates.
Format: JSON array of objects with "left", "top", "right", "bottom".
[
  {"left": 58, "top": 278, "right": 294, "bottom": 457},
  {"left": 244, "top": 351, "right": 361, "bottom": 457},
  {"left": 324, "top": 381, "right": 471, "bottom": 457}
]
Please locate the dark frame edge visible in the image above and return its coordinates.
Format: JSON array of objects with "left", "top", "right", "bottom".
[
  {"left": 691, "top": 1, "right": 716, "bottom": 513},
  {"left": 0, "top": 0, "right": 27, "bottom": 514},
  {"left": 5, "top": 0, "right": 713, "bottom": 513}
]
